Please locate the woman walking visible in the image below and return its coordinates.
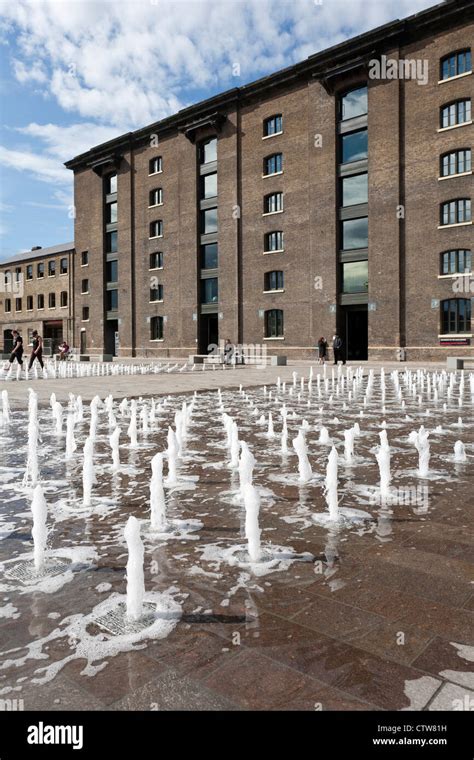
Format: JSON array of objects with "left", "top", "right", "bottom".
[
  {"left": 317, "top": 336, "right": 328, "bottom": 365},
  {"left": 28, "top": 330, "right": 44, "bottom": 371}
]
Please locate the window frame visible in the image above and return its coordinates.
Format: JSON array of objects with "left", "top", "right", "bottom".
[
  {"left": 441, "top": 298, "right": 471, "bottom": 334},
  {"left": 264, "top": 192, "right": 284, "bottom": 215},
  {"left": 263, "top": 114, "right": 283, "bottom": 138},
  {"left": 440, "top": 49, "right": 472, "bottom": 82},
  {"left": 440, "top": 149, "right": 472, "bottom": 178},
  {"left": 264, "top": 270, "right": 284, "bottom": 292},
  {"left": 150, "top": 315, "right": 164, "bottom": 341},
  {"left": 264, "top": 309, "right": 284, "bottom": 338},
  {"left": 149, "top": 220, "right": 163, "bottom": 239},
  {"left": 440, "top": 249, "right": 472, "bottom": 275},
  {"left": 440, "top": 99, "right": 472, "bottom": 129},
  {"left": 149, "top": 156, "right": 162, "bottom": 175},
  {"left": 149, "top": 252, "right": 163, "bottom": 270},
  {"left": 264, "top": 230, "right": 284, "bottom": 253},
  {"left": 263, "top": 153, "right": 283, "bottom": 177},
  {"left": 440, "top": 198, "right": 472, "bottom": 226}
]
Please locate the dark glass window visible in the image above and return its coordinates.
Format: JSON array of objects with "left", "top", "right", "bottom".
[
  {"left": 440, "top": 199, "right": 471, "bottom": 226},
  {"left": 264, "top": 153, "right": 283, "bottom": 175},
  {"left": 199, "top": 138, "right": 217, "bottom": 164},
  {"left": 27, "top": 295, "right": 33, "bottom": 310},
  {"left": 37, "top": 294, "right": 44, "bottom": 309},
  {"left": 339, "top": 86, "right": 368, "bottom": 121},
  {"left": 106, "top": 231, "right": 118, "bottom": 253},
  {"left": 15, "top": 267, "right": 21, "bottom": 282},
  {"left": 48, "top": 293, "right": 56, "bottom": 308},
  {"left": 106, "top": 202, "right": 117, "bottom": 223},
  {"left": 26, "top": 265, "right": 33, "bottom": 280},
  {"left": 264, "top": 114, "right": 283, "bottom": 136},
  {"left": 441, "top": 299, "right": 471, "bottom": 333},
  {"left": 201, "top": 208, "right": 218, "bottom": 234},
  {"left": 149, "top": 252, "right": 163, "bottom": 269},
  {"left": 440, "top": 149, "right": 471, "bottom": 176},
  {"left": 341, "top": 261, "right": 369, "bottom": 293},
  {"left": 81, "top": 279, "right": 89, "bottom": 294},
  {"left": 82, "top": 306, "right": 89, "bottom": 321},
  {"left": 200, "top": 277, "right": 218, "bottom": 303},
  {"left": 15, "top": 298, "right": 22, "bottom": 311},
  {"left": 441, "top": 250, "right": 472, "bottom": 274},
  {"left": 60, "top": 257, "right": 68, "bottom": 274},
  {"left": 341, "top": 130, "right": 368, "bottom": 163},
  {"left": 441, "top": 50, "right": 472, "bottom": 80},
  {"left": 106, "top": 260, "right": 118, "bottom": 282},
  {"left": 3, "top": 270, "right": 10, "bottom": 286},
  {"left": 265, "top": 309, "right": 284, "bottom": 337},
  {"left": 149, "top": 157, "right": 162, "bottom": 174},
  {"left": 441, "top": 99, "right": 471, "bottom": 128},
  {"left": 264, "top": 271, "right": 284, "bottom": 291},
  {"left": 341, "top": 173, "right": 368, "bottom": 206},
  {"left": 201, "top": 243, "right": 218, "bottom": 269},
  {"left": 341, "top": 217, "right": 368, "bottom": 250},
  {"left": 60, "top": 291, "right": 68, "bottom": 307},
  {"left": 264, "top": 231, "right": 284, "bottom": 252},
  {"left": 105, "top": 174, "right": 117, "bottom": 194},
  {"left": 150, "top": 283, "right": 163, "bottom": 302},
  {"left": 48, "top": 260, "right": 55, "bottom": 276},
  {"left": 106, "top": 289, "right": 118, "bottom": 311},
  {"left": 150, "top": 220, "right": 163, "bottom": 238},
  {"left": 4, "top": 299, "right": 11, "bottom": 312},
  {"left": 264, "top": 192, "right": 283, "bottom": 214},
  {"left": 149, "top": 188, "right": 163, "bottom": 206},
  {"left": 37, "top": 262, "right": 44, "bottom": 278},
  {"left": 81, "top": 251, "right": 89, "bottom": 266},
  {"left": 151, "top": 316, "right": 163, "bottom": 340},
  {"left": 200, "top": 173, "right": 217, "bottom": 199}
]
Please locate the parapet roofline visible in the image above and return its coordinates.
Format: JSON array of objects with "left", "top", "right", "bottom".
[
  {"left": 0, "top": 243, "right": 75, "bottom": 266},
  {"left": 64, "top": 0, "right": 472, "bottom": 170}
]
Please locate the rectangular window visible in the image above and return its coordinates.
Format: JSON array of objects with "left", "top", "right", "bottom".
[
  {"left": 26, "top": 295, "right": 33, "bottom": 310},
  {"left": 341, "top": 130, "right": 368, "bottom": 163},
  {"left": 81, "top": 279, "right": 89, "bottom": 294},
  {"left": 37, "top": 262, "right": 44, "bottom": 278},
  {"left": 201, "top": 208, "right": 218, "bottom": 235},
  {"left": 15, "top": 298, "right": 22, "bottom": 311},
  {"left": 265, "top": 309, "right": 284, "bottom": 338},
  {"left": 150, "top": 315, "right": 163, "bottom": 340},
  {"left": 106, "top": 230, "right": 118, "bottom": 253},
  {"left": 15, "top": 267, "right": 21, "bottom": 282},
  {"left": 48, "top": 260, "right": 56, "bottom": 276},
  {"left": 264, "top": 114, "right": 283, "bottom": 137},
  {"left": 26, "top": 265, "right": 33, "bottom": 280},
  {"left": 341, "top": 261, "right": 369, "bottom": 293},
  {"left": 60, "top": 257, "right": 68, "bottom": 274},
  {"left": 339, "top": 87, "right": 368, "bottom": 121},
  {"left": 341, "top": 173, "right": 368, "bottom": 206},
  {"left": 82, "top": 306, "right": 90, "bottom": 321},
  {"left": 49, "top": 293, "right": 56, "bottom": 308},
  {"left": 441, "top": 298, "right": 471, "bottom": 333},
  {"left": 264, "top": 271, "right": 284, "bottom": 291},
  {"left": 106, "top": 202, "right": 118, "bottom": 223},
  {"left": 149, "top": 220, "right": 163, "bottom": 238},
  {"left": 264, "top": 192, "right": 283, "bottom": 214},
  {"left": 265, "top": 231, "right": 284, "bottom": 252},
  {"left": 441, "top": 100, "right": 471, "bottom": 128},
  {"left": 4, "top": 298, "right": 11, "bottom": 313},
  {"left": 106, "top": 260, "right": 118, "bottom": 282},
  {"left": 105, "top": 174, "right": 117, "bottom": 194},
  {"left": 341, "top": 217, "right": 368, "bottom": 250},
  {"left": 264, "top": 153, "right": 283, "bottom": 176},
  {"left": 200, "top": 277, "right": 218, "bottom": 304},
  {"left": 81, "top": 251, "right": 89, "bottom": 266},
  {"left": 441, "top": 150, "right": 471, "bottom": 176},
  {"left": 200, "top": 173, "right": 217, "bottom": 200},
  {"left": 150, "top": 283, "right": 163, "bottom": 302},
  {"left": 201, "top": 243, "right": 218, "bottom": 269},
  {"left": 199, "top": 138, "right": 217, "bottom": 165},
  {"left": 106, "top": 289, "right": 118, "bottom": 311},
  {"left": 149, "top": 157, "right": 162, "bottom": 174},
  {"left": 60, "top": 291, "right": 68, "bottom": 307},
  {"left": 441, "top": 50, "right": 472, "bottom": 80},
  {"left": 440, "top": 199, "right": 471, "bottom": 225},
  {"left": 149, "top": 252, "right": 163, "bottom": 270},
  {"left": 149, "top": 188, "right": 163, "bottom": 206},
  {"left": 37, "top": 294, "right": 44, "bottom": 309}
]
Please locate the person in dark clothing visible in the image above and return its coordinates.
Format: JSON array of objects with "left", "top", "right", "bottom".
[
  {"left": 28, "top": 330, "right": 44, "bottom": 371},
  {"left": 317, "top": 336, "right": 328, "bottom": 364},
  {"left": 332, "top": 334, "right": 346, "bottom": 365},
  {"left": 8, "top": 330, "right": 23, "bottom": 366},
  {"left": 223, "top": 338, "right": 234, "bottom": 365}
]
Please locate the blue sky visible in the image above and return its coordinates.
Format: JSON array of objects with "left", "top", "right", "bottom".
[{"left": 0, "top": 0, "right": 435, "bottom": 261}]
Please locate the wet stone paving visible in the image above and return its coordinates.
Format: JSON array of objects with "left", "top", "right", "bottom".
[{"left": 0, "top": 366, "right": 473, "bottom": 712}]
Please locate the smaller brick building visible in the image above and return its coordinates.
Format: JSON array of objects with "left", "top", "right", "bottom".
[{"left": 0, "top": 242, "right": 75, "bottom": 357}]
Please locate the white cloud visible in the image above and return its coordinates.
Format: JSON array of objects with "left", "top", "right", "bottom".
[{"left": 0, "top": 145, "right": 69, "bottom": 184}]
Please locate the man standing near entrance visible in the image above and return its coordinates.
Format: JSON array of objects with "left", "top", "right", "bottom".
[
  {"left": 332, "top": 334, "right": 346, "bottom": 365},
  {"left": 28, "top": 330, "right": 44, "bottom": 371},
  {"left": 8, "top": 330, "right": 24, "bottom": 368}
]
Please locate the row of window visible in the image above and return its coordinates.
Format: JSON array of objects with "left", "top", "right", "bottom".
[{"left": 4, "top": 291, "right": 68, "bottom": 313}]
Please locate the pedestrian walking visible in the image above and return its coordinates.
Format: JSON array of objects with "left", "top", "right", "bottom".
[
  {"left": 8, "top": 330, "right": 23, "bottom": 367},
  {"left": 28, "top": 330, "right": 44, "bottom": 371},
  {"left": 317, "top": 336, "right": 328, "bottom": 364}
]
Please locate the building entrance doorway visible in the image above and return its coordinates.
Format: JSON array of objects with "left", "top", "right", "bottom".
[
  {"left": 345, "top": 306, "right": 368, "bottom": 360},
  {"left": 43, "top": 321, "right": 63, "bottom": 356},
  {"left": 3, "top": 329, "right": 13, "bottom": 355},
  {"left": 105, "top": 319, "right": 119, "bottom": 356},
  {"left": 199, "top": 314, "right": 218, "bottom": 354},
  {"left": 80, "top": 331, "right": 87, "bottom": 354}
]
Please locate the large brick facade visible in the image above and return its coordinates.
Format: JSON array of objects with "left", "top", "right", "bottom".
[{"left": 66, "top": 0, "right": 473, "bottom": 362}]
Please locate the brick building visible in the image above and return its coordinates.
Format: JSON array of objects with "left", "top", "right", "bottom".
[
  {"left": 0, "top": 243, "right": 75, "bottom": 357},
  {"left": 65, "top": 0, "right": 472, "bottom": 361}
]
